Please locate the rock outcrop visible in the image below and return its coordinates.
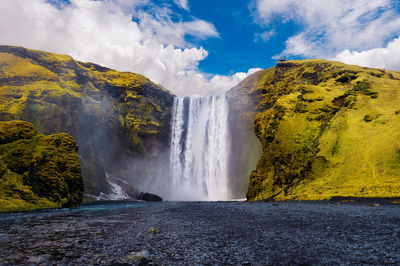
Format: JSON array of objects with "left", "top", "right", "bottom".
[
  {"left": 229, "top": 59, "right": 400, "bottom": 201},
  {"left": 136, "top": 192, "right": 163, "bottom": 202},
  {"left": 0, "top": 46, "right": 174, "bottom": 197},
  {"left": 0, "top": 120, "right": 84, "bottom": 211}
]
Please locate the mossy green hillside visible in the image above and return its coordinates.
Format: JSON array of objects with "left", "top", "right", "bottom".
[
  {"left": 0, "top": 46, "right": 174, "bottom": 195},
  {"left": 237, "top": 60, "right": 400, "bottom": 201},
  {"left": 0, "top": 120, "right": 84, "bottom": 212},
  {"left": 0, "top": 46, "right": 173, "bottom": 150}
]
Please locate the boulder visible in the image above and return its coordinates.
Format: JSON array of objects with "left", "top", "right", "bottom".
[{"left": 136, "top": 192, "right": 163, "bottom": 202}]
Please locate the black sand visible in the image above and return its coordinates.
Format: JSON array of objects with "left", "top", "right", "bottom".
[{"left": 0, "top": 201, "right": 399, "bottom": 265}]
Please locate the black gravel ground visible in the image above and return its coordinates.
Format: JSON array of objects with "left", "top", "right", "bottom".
[{"left": 0, "top": 201, "right": 399, "bottom": 265}]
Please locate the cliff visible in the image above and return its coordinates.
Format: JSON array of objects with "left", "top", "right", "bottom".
[
  {"left": 229, "top": 60, "right": 400, "bottom": 201},
  {"left": 0, "top": 120, "right": 83, "bottom": 212},
  {"left": 0, "top": 46, "right": 174, "bottom": 197}
]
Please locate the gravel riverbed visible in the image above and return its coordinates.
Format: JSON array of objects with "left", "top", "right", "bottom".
[{"left": 0, "top": 201, "right": 399, "bottom": 265}]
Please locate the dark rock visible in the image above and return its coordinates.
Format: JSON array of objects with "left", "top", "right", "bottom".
[
  {"left": 116, "top": 180, "right": 139, "bottom": 198},
  {"left": 136, "top": 192, "right": 163, "bottom": 202}
]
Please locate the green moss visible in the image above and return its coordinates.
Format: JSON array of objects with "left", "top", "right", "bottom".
[
  {"left": 0, "top": 121, "right": 84, "bottom": 212},
  {"left": 294, "top": 102, "right": 307, "bottom": 113},
  {"left": 353, "top": 81, "right": 371, "bottom": 91},
  {"left": 343, "top": 80, "right": 379, "bottom": 99},
  {"left": 0, "top": 120, "right": 37, "bottom": 144},
  {"left": 0, "top": 45, "right": 174, "bottom": 195},
  {"left": 242, "top": 59, "right": 400, "bottom": 201},
  {"left": 344, "top": 96, "right": 357, "bottom": 108},
  {"left": 336, "top": 73, "right": 358, "bottom": 83},
  {"left": 363, "top": 114, "right": 374, "bottom": 122},
  {"left": 368, "top": 71, "right": 383, "bottom": 78}
]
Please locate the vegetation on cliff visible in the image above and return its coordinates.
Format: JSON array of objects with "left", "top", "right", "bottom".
[
  {"left": 0, "top": 120, "right": 83, "bottom": 212},
  {"left": 233, "top": 60, "right": 400, "bottom": 201},
  {"left": 0, "top": 46, "right": 174, "bottom": 196}
]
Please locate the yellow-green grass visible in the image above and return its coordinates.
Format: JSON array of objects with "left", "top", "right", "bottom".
[
  {"left": 246, "top": 59, "right": 400, "bottom": 201},
  {"left": 0, "top": 45, "right": 174, "bottom": 195},
  {"left": 0, "top": 120, "right": 83, "bottom": 212},
  {"left": 0, "top": 46, "right": 173, "bottom": 152}
]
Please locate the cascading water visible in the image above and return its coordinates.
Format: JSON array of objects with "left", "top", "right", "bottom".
[{"left": 169, "top": 94, "right": 231, "bottom": 201}]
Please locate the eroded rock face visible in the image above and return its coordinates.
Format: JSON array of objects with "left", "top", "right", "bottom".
[
  {"left": 226, "top": 72, "right": 264, "bottom": 198},
  {"left": 0, "top": 120, "right": 84, "bottom": 211},
  {"left": 0, "top": 46, "right": 174, "bottom": 197},
  {"left": 229, "top": 59, "right": 400, "bottom": 201}
]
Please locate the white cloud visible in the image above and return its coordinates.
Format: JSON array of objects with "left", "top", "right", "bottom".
[
  {"left": 0, "top": 0, "right": 246, "bottom": 96},
  {"left": 181, "top": 20, "right": 220, "bottom": 40},
  {"left": 335, "top": 36, "right": 400, "bottom": 70},
  {"left": 254, "top": 0, "right": 400, "bottom": 62},
  {"left": 208, "top": 68, "right": 262, "bottom": 95},
  {"left": 254, "top": 29, "right": 275, "bottom": 42},
  {"left": 159, "top": 68, "right": 262, "bottom": 97},
  {"left": 173, "top": 0, "right": 190, "bottom": 11}
]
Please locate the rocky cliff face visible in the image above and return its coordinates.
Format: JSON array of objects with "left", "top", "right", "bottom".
[
  {"left": 0, "top": 46, "right": 174, "bottom": 197},
  {"left": 229, "top": 60, "right": 400, "bottom": 201},
  {"left": 226, "top": 73, "right": 263, "bottom": 198},
  {"left": 0, "top": 120, "right": 84, "bottom": 211}
]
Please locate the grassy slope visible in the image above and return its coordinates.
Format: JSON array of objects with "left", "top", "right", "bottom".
[
  {"left": 0, "top": 120, "right": 83, "bottom": 212},
  {"left": 0, "top": 46, "right": 174, "bottom": 195},
  {"left": 243, "top": 60, "right": 400, "bottom": 201},
  {"left": 0, "top": 46, "right": 173, "bottom": 150}
]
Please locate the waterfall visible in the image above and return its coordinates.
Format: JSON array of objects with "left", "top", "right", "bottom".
[{"left": 169, "top": 94, "right": 231, "bottom": 201}]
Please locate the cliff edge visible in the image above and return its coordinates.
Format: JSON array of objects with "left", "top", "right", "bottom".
[
  {"left": 230, "top": 60, "right": 400, "bottom": 201},
  {"left": 0, "top": 46, "right": 174, "bottom": 197}
]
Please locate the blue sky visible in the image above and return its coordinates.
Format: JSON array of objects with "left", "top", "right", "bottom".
[
  {"left": 1, "top": 0, "right": 400, "bottom": 95},
  {"left": 187, "top": 0, "right": 298, "bottom": 75}
]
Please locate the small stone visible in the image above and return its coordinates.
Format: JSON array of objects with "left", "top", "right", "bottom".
[
  {"left": 27, "top": 255, "right": 48, "bottom": 264},
  {"left": 127, "top": 250, "right": 150, "bottom": 261},
  {"left": 149, "top": 226, "right": 160, "bottom": 234},
  {"left": 136, "top": 250, "right": 150, "bottom": 259}
]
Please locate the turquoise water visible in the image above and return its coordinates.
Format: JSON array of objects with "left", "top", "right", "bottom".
[{"left": 0, "top": 201, "right": 159, "bottom": 221}]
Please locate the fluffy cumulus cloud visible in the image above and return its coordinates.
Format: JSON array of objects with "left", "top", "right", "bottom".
[
  {"left": 254, "top": 0, "right": 400, "bottom": 70},
  {"left": 0, "top": 0, "right": 249, "bottom": 96},
  {"left": 335, "top": 37, "right": 400, "bottom": 70}
]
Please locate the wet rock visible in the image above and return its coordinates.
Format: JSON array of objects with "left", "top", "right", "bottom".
[
  {"left": 137, "top": 192, "right": 163, "bottom": 202},
  {"left": 116, "top": 180, "right": 139, "bottom": 198}
]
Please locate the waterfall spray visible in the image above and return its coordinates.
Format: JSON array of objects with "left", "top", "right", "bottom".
[{"left": 169, "top": 94, "right": 231, "bottom": 200}]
